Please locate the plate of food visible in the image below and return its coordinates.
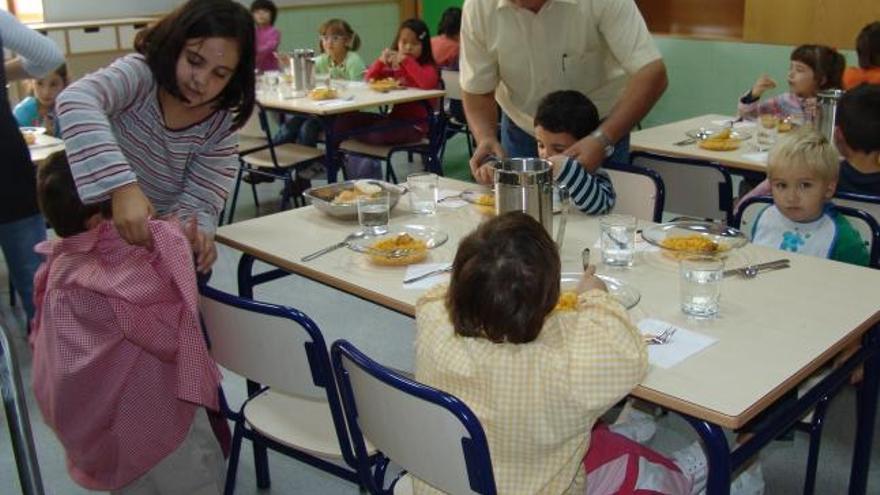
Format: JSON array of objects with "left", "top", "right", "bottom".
[
  {"left": 685, "top": 127, "right": 751, "bottom": 141},
  {"left": 557, "top": 273, "right": 640, "bottom": 310},
  {"left": 304, "top": 180, "right": 404, "bottom": 219},
  {"left": 308, "top": 87, "right": 339, "bottom": 101},
  {"left": 368, "top": 77, "right": 403, "bottom": 92},
  {"left": 641, "top": 221, "right": 748, "bottom": 259},
  {"left": 347, "top": 225, "right": 448, "bottom": 266},
  {"left": 459, "top": 190, "right": 563, "bottom": 214},
  {"left": 20, "top": 126, "right": 47, "bottom": 145}
]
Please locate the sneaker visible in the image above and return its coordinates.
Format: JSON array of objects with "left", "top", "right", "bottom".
[
  {"left": 671, "top": 441, "right": 708, "bottom": 495},
  {"left": 609, "top": 407, "right": 657, "bottom": 443}
]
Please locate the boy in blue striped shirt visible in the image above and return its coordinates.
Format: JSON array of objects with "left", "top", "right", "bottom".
[{"left": 534, "top": 90, "right": 616, "bottom": 214}]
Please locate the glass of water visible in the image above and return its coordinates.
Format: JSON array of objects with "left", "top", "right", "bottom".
[
  {"left": 600, "top": 214, "right": 636, "bottom": 267},
  {"left": 679, "top": 256, "right": 724, "bottom": 317},
  {"left": 357, "top": 192, "right": 390, "bottom": 235},
  {"left": 407, "top": 172, "right": 438, "bottom": 214},
  {"left": 756, "top": 113, "right": 778, "bottom": 152}
]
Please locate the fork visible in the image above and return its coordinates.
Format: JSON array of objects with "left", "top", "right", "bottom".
[{"left": 644, "top": 327, "right": 676, "bottom": 345}]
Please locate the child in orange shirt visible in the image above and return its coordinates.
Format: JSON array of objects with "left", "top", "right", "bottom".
[{"left": 843, "top": 21, "right": 880, "bottom": 89}]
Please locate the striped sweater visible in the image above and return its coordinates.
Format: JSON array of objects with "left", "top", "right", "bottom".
[
  {"left": 557, "top": 157, "right": 616, "bottom": 215},
  {"left": 57, "top": 54, "right": 239, "bottom": 233}
]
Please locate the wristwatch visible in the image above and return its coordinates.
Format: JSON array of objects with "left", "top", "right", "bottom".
[{"left": 590, "top": 129, "right": 615, "bottom": 158}]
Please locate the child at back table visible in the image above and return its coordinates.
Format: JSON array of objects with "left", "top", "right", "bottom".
[
  {"left": 31, "top": 152, "right": 225, "bottom": 493},
  {"left": 251, "top": 0, "right": 280, "bottom": 73},
  {"left": 751, "top": 128, "right": 869, "bottom": 266},
  {"left": 273, "top": 19, "right": 365, "bottom": 148},
  {"left": 835, "top": 83, "right": 880, "bottom": 195},
  {"left": 14, "top": 64, "right": 66, "bottom": 137},
  {"left": 535, "top": 90, "right": 615, "bottom": 214},
  {"left": 738, "top": 44, "right": 844, "bottom": 124},
  {"left": 414, "top": 212, "right": 697, "bottom": 495},
  {"left": 335, "top": 18, "right": 438, "bottom": 145},
  {"left": 843, "top": 21, "right": 880, "bottom": 89}
]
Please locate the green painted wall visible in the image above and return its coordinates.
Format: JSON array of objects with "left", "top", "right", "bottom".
[
  {"left": 423, "top": 0, "right": 463, "bottom": 36},
  {"left": 274, "top": 1, "right": 400, "bottom": 67},
  {"left": 643, "top": 37, "right": 856, "bottom": 128}
]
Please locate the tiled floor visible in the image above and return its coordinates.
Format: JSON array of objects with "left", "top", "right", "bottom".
[{"left": 2, "top": 139, "right": 880, "bottom": 493}]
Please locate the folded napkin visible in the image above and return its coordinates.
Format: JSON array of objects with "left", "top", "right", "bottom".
[
  {"left": 438, "top": 189, "right": 467, "bottom": 208},
  {"left": 741, "top": 152, "right": 768, "bottom": 164},
  {"left": 403, "top": 262, "right": 452, "bottom": 290},
  {"left": 637, "top": 318, "right": 718, "bottom": 369}
]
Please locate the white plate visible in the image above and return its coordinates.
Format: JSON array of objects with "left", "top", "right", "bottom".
[
  {"left": 346, "top": 225, "right": 449, "bottom": 253},
  {"left": 560, "top": 273, "right": 641, "bottom": 309}
]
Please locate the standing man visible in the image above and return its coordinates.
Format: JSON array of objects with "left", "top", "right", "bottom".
[{"left": 462, "top": 0, "right": 668, "bottom": 184}]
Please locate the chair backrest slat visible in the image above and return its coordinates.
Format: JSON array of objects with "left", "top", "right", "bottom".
[
  {"left": 332, "top": 340, "right": 496, "bottom": 495},
  {"left": 199, "top": 288, "right": 327, "bottom": 400},
  {"left": 604, "top": 162, "right": 665, "bottom": 222},
  {"left": 631, "top": 151, "right": 734, "bottom": 224},
  {"left": 440, "top": 69, "right": 463, "bottom": 101}
]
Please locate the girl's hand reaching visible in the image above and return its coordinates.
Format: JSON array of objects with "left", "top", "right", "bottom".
[
  {"left": 577, "top": 265, "right": 607, "bottom": 293},
  {"left": 184, "top": 217, "right": 217, "bottom": 274},
  {"left": 111, "top": 183, "right": 155, "bottom": 249},
  {"left": 750, "top": 74, "right": 777, "bottom": 99}
]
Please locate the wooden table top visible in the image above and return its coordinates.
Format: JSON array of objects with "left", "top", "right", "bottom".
[
  {"left": 631, "top": 114, "right": 769, "bottom": 173},
  {"left": 216, "top": 178, "right": 880, "bottom": 428},
  {"left": 257, "top": 82, "right": 445, "bottom": 116}
]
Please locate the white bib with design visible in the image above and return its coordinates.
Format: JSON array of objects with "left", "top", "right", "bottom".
[{"left": 752, "top": 205, "right": 837, "bottom": 257}]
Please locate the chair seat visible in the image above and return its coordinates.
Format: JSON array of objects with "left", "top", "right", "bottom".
[
  {"left": 339, "top": 138, "right": 428, "bottom": 159},
  {"left": 242, "top": 143, "right": 324, "bottom": 169},
  {"left": 244, "top": 390, "right": 375, "bottom": 459},
  {"left": 392, "top": 473, "right": 413, "bottom": 494},
  {"left": 239, "top": 135, "right": 269, "bottom": 155}
]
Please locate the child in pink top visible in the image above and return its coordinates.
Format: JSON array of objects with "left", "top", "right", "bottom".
[
  {"left": 430, "top": 7, "right": 460, "bottom": 68},
  {"left": 336, "top": 18, "right": 439, "bottom": 145},
  {"left": 251, "top": 0, "right": 280, "bottom": 72}
]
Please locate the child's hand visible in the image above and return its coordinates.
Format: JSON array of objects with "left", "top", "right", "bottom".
[
  {"left": 111, "top": 183, "right": 155, "bottom": 249},
  {"left": 184, "top": 217, "right": 217, "bottom": 274},
  {"left": 274, "top": 51, "right": 291, "bottom": 68},
  {"left": 751, "top": 74, "right": 777, "bottom": 99},
  {"left": 577, "top": 265, "right": 607, "bottom": 293},
  {"left": 380, "top": 48, "right": 396, "bottom": 65}
]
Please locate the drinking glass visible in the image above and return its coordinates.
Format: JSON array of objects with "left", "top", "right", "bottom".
[
  {"left": 357, "top": 192, "right": 390, "bottom": 235},
  {"left": 679, "top": 256, "right": 724, "bottom": 317},
  {"left": 599, "top": 214, "right": 636, "bottom": 267},
  {"left": 756, "top": 113, "right": 779, "bottom": 152},
  {"left": 407, "top": 172, "right": 438, "bottom": 214}
]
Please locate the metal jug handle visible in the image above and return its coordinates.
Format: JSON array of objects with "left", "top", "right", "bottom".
[{"left": 555, "top": 183, "right": 570, "bottom": 249}]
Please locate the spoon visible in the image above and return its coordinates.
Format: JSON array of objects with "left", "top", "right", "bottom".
[{"left": 301, "top": 231, "right": 366, "bottom": 262}]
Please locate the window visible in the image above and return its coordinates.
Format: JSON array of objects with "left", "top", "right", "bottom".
[{"left": 5, "top": 0, "right": 44, "bottom": 23}]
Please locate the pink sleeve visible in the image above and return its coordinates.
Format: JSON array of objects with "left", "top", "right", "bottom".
[
  {"left": 365, "top": 59, "right": 391, "bottom": 81},
  {"left": 257, "top": 27, "right": 280, "bottom": 54}
]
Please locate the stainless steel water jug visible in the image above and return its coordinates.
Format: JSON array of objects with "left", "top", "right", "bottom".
[
  {"left": 816, "top": 89, "right": 844, "bottom": 145},
  {"left": 290, "top": 49, "right": 316, "bottom": 92},
  {"left": 492, "top": 158, "right": 569, "bottom": 247}
]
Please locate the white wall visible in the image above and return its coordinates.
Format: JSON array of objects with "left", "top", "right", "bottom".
[
  {"left": 42, "top": 0, "right": 178, "bottom": 22},
  {"left": 42, "top": 0, "right": 386, "bottom": 22}
]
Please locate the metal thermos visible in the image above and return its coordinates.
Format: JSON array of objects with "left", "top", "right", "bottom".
[
  {"left": 816, "top": 89, "right": 844, "bottom": 145},
  {"left": 491, "top": 157, "right": 569, "bottom": 247},
  {"left": 290, "top": 49, "right": 316, "bottom": 92}
]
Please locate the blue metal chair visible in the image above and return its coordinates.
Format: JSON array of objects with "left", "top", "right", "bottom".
[
  {"left": 603, "top": 161, "right": 666, "bottom": 222},
  {"left": 734, "top": 195, "right": 880, "bottom": 494},
  {"left": 198, "top": 285, "right": 374, "bottom": 494},
  {"left": 631, "top": 151, "right": 735, "bottom": 224},
  {"left": 331, "top": 339, "right": 497, "bottom": 495}
]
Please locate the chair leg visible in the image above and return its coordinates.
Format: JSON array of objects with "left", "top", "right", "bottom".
[
  {"left": 466, "top": 131, "right": 475, "bottom": 156},
  {"left": 227, "top": 166, "right": 245, "bottom": 224},
  {"left": 385, "top": 159, "right": 398, "bottom": 184},
  {"left": 224, "top": 421, "right": 245, "bottom": 495},
  {"left": 9, "top": 279, "right": 15, "bottom": 307},
  {"left": 803, "top": 396, "right": 831, "bottom": 495},
  {"left": 254, "top": 442, "right": 271, "bottom": 489}
]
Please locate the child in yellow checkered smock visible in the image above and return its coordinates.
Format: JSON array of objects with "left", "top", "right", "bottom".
[{"left": 413, "top": 212, "right": 693, "bottom": 494}]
